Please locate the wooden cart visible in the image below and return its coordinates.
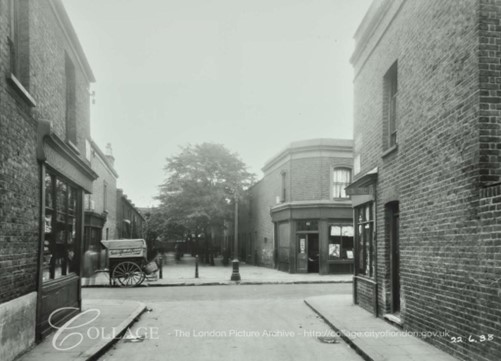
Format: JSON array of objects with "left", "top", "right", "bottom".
[{"left": 100, "top": 239, "right": 148, "bottom": 287}]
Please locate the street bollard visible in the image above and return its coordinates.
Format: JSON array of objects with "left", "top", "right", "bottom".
[
  {"left": 158, "top": 254, "right": 163, "bottom": 279},
  {"left": 195, "top": 255, "right": 199, "bottom": 278}
]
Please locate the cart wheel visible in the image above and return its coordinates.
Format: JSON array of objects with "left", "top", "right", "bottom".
[{"left": 112, "top": 261, "right": 145, "bottom": 287}]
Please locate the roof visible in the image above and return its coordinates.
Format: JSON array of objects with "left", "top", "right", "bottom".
[
  {"left": 262, "top": 138, "right": 353, "bottom": 173},
  {"left": 117, "top": 189, "right": 146, "bottom": 221},
  {"left": 350, "top": 0, "right": 403, "bottom": 66},
  {"left": 91, "top": 140, "right": 119, "bottom": 178}
]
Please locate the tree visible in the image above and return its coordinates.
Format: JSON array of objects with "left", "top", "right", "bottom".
[{"left": 155, "top": 143, "right": 254, "bottom": 262}]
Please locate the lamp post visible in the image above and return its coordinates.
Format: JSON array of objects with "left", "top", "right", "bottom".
[{"left": 230, "top": 193, "right": 241, "bottom": 281}]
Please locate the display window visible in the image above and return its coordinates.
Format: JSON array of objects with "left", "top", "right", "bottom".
[
  {"left": 328, "top": 225, "right": 354, "bottom": 260},
  {"left": 43, "top": 172, "right": 80, "bottom": 282}
]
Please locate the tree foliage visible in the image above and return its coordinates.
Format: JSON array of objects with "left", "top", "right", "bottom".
[{"left": 155, "top": 143, "right": 254, "bottom": 240}]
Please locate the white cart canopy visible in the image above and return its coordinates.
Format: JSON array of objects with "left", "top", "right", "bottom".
[{"left": 101, "top": 239, "right": 147, "bottom": 258}]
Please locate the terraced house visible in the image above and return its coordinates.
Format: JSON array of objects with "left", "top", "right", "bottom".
[
  {"left": 347, "top": 0, "right": 501, "bottom": 360},
  {"left": 0, "top": 1, "right": 97, "bottom": 360}
]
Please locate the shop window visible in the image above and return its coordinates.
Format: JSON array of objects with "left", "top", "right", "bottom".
[
  {"left": 296, "top": 220, "right": 318, "bottom": 231},
  {"left": 332, "top": 168, "right": 352, "bottom": 199},
  {"left": 43, "top": 173, "right": 80, "bottom": 282},
  {"left": 384, "top": 61, "right": 398, "bottom": 149},
  {"left": 328, "top": 225, "right": 354, "bottom": 260},
  {"left": 355, "top": 202, "right": 374, "bottom": 277}
]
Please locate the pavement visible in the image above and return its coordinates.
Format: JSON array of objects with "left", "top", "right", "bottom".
[
  {"left": 305, "top": 295, "right": 458, "bottom": 361},
  {"left": 81, "top": 253, "right": 353, "bottom": 287},
  {"left": 16, "top": 299, "right": 147, "bottom": 361}
]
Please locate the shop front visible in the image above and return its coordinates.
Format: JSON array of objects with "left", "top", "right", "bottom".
[
  {"left": 36, "top": 123, "right": 97, "bottom": 339},
  {"left": 272, "top": 202, "right": 353, "bottom": 274}
]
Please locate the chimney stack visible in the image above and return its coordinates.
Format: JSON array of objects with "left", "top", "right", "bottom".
[{"left": 105, "top": 143, "right": 115, "bottom": 167}]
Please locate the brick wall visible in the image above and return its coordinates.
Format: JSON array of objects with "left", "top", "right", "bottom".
[
  {"left": 290, "top": 157, "right": 352, "bottom": 201},
  {"left": 116, "top": 190, "right": 145, "bottom": 239},
  {"left": 352, "top": 0, "right": 501, "bottom": 360},
  {"left": 478, "top": 0, "right": 501, "bottom": 185},
  {"left": 29, "top": 0, "right": 92, "bottom": 157},
  {"left": 247, "top": 171, "right": 283, "bottom": 267},
  {"left": 0, "top": 0, "right": 40, "bottom": 305},
  {"left": 89, "top": 145, "right": 118, "bottom": 240}
]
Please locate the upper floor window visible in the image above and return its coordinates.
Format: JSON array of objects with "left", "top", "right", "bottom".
[
  {"left": 280, "top": 171, "right": 287, "bottom": 202},
  {"left": 8, "top": 0, "right": 30, "bottom": 91},
  {"left": 65, "top": 54, "right": 77, "bottom": 145},
  {"left": 332, "top": 168, "right": 351, "bottom": 199},
  {"left": 103, "top": 181, "right": 108, "bottom": 212},
  {"left": 384, "top": 61, "right": 398, "bottom": 149}
]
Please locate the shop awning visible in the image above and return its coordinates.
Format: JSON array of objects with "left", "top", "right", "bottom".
[{"left": 345, "top": 167, "right": 378, "bottom": 196}]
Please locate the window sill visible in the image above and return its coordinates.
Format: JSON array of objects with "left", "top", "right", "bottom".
[
  {"left": 382, "top": 144, "right": 398, "bottom": 159},
  {"left": 354, "top": 274, "right": 377, "bottom": 284},
  {"left": 7, "top": 73, "right": 37, "bottom": 107},
  {"left": 332, "top": 198, "right": 352, "bottom": 203}
]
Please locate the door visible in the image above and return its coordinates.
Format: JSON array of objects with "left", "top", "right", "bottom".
[
  {"left": 296, "top": 235, "right": 307, "bottom": 273},
  {"left": 389, "top": 202, "right": 400, "bottom": 313},
  {"left": 307, "top": 234, "right": 319, "bottom": 273}
]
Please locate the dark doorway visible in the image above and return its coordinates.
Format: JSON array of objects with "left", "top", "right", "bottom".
[
  {"left": 388, "top": 202, "right": 400, "bottom": 314},
  {"left": 307, "top": 234, "right": 319, "bottom": 273}
]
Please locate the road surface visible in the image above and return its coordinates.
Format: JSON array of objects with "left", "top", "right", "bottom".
[{"left": 84, "top": 284, "right": 361, "bottom": 361}]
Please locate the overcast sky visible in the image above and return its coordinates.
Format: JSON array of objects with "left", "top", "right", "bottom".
[{"left": 61, "top": 0, "right": 372, "bottom": 207}]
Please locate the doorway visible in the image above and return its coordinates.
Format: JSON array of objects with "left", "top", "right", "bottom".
[
  {"left": 388, "top": 202, "right": 400, "bottom": 314},
  {"left": 296, "top": 233, "right": 319, "bottom": 273},
  {"left": 307, "top": 234, "right": 319, "bottom": 273}
]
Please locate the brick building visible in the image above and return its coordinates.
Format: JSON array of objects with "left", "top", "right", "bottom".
[
  {"left": 83, "top": 142, "right": 118, "bottom": 275},
  {"left": 347, "top": 1, "right": 501, "bottom": 360},
  {"left": 116, "top": 189, "right": 146, "bottom": 240},
  {"left": 0, "top": 0, "right": 96, "bottom": 359},
  {"left": 84, "top": 142, "right": 118, "bottom": 248},
  {"left": 239, "top": 139, "right": 353, "bottom": 274}
]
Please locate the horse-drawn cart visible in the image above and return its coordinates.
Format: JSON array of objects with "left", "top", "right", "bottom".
[{"left": 100, "top": 239, "right": 156, "bottom": 287}]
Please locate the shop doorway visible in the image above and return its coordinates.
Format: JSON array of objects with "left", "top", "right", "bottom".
[
  {"left": 307, "top": 234, "right": 319, "bottom": 273},
  {"left": 296, "top": 233, "right": 319, "bottom": 273}
]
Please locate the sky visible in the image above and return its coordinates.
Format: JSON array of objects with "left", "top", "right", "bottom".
[{"left": 61, "top": 0, "right": 373, "bottom": 207}]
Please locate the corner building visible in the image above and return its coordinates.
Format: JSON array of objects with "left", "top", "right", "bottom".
[
  {"left": 348, "top": 1, "right": 501, "bottom": 360},
  {"left": 241, "top": 139, "right": 353, "bottom": 274}
]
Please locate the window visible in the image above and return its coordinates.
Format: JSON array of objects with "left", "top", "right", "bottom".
[
  {"left": 332, "top": 168, "right": 351, "bottom": 199},
  {"left": 384, "top": 62, "right": 398, "bottom": 149},
  {"left": 65, "top": 54, "right": 77, "bottom": 145},
  {"left": 355, "top": 202, "right": 374, "bottom": 276},
  {"left": 103, "top": 181, "right": 108, "bottom": 212},
  {"left": 85, "top": 139, "right": 92, "bottom": 161},
  {"left": 328, "top": 225, "right": 354, "bottom": 260},
  {"left": 43, "top": 173, "right": 80, "bottom": 281},
  {"left": 296, "top": 220, "right": 318, "bottom": 232},
  {"left": 280, "top": 171, "right": 287, "bottom": 202},
  {"left": 8, "top": 0, "right": 28, "bottom": 85}
]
